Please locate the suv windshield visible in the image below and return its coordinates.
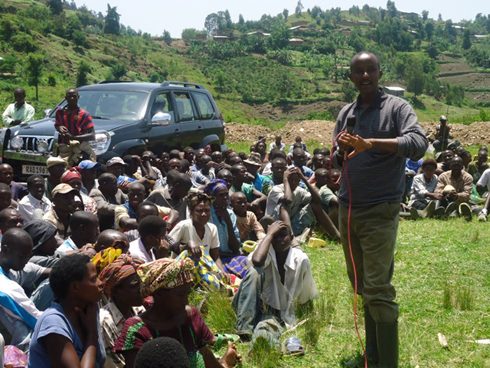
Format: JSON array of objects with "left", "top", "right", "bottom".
[{"left": 51, "top": 90, "right": 149, "bottom": 122}]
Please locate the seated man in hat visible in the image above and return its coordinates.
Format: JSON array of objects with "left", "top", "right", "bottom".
[
  {"left": 77, "top": 159, "right": 101, "bottom": 195},
  {"left": 44, "top": 156, "right": 67, "bottom": 200},
  {"left": 42, "top": 183, "right": 79, "bottom": 240}
]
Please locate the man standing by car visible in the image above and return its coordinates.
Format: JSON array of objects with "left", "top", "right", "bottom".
[
  {"left": 2, "top": 87, "right": 35, "bottom": 127},
  {"left": 333, "top": 51, "right": 428, "bottom": 367}
]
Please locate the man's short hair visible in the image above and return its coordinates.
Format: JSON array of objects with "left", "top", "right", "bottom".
[
  {"left": 27, "top": 174, "right": 45, "bottom": 187},
  {"left": 14, "top": 87, "right": 26, "bottom": 95},
  {"left": 1, "top": 227, "right": 32, "bottom": 249},
  {"left": 138, "top": 215, "right": 166, "bottom": 239},
  {"left": 135, "top": 337, "right": 190, "bottom": 368},
  {"left": 137, "top": 202, "right": 158, "bottom": 217},
  {"left": 173, "top": 173, "right": 192, "bottom": 187},
  {"left": 169, "top": 149, "right": 181, "bottom": 159},
  {"left": 98, "top": 173, "right": 117, "bottom": 186},
  {"left": 269, "top": 148, "right": 286, "bottom": 161},
  {"left": 69, "top": 211, "right": 98, "bottom": 233},
  {"left": 421, "top": 159, "right": 437, "bottom": 169},
  {"left": 50, "top": 254, "right": 91, "bottom": 299},
  {"left": 350, "top": 51, "right": 381, "bottom": 71}
]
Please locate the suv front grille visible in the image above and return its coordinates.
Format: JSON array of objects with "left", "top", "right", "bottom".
[{"left": 7, "top": 136, "right": 55, "bottom": 152}]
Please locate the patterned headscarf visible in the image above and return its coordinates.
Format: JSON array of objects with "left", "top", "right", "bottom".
[
  {"left": 92, "top": 247, "right": 123, "bottom": 274},
  {"left": 138, "top": 258, "right": 194, "bottom": 298},
  {"left": 204, "top": 179, "right": 228, "bottom": 197},
  {"left": 60, "top": 167, "right": 82, "bottom": 183},
  {"left": 98, "top": 253, "right": 143, "bottom": 298},
  {"left": 186, "top": 191, "right": 214, "bottom": 210}
]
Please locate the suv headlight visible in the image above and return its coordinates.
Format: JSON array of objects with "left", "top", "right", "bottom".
[
  {"left": 10, "top": 136, "right": 24, "bottom": 150},
  {"left": 89, "top": 131, "right": 111, "bottom": 155},
  {"left": 37, "top": 139, "right": 49, "bottom": 153}
]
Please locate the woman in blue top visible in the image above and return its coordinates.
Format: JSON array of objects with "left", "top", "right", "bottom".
[
  {"left": 28, "top": 254, "right": 106, "bottom": 368},
  {"left": 204, "top": 180, "right": 249, "bottom": 279}
]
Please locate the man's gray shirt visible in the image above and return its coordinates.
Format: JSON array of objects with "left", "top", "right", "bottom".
[{"left": 333, "top": 89, "right": 428, "bottom": 207}]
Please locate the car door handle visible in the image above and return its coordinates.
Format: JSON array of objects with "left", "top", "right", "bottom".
[
  {"left": 197, "top": 126, "right": 202, "bottom": 131},
  {"left": 174, "top": 129, "right": 180, "bottom": 135}
]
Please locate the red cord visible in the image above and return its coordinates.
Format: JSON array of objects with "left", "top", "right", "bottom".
[{"left": 330, "top": 132, "right": 368, "bottom": 368}]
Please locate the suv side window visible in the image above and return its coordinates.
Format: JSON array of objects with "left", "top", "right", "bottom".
[
  {"left": 193, "top": 92, "right": 215, "bottom": 120},
  {"left": 174, "top": 92, "right": 197, "bottom": 122},
  {"left": 150, "top": 92, "right": 174, "bottom": 122}
]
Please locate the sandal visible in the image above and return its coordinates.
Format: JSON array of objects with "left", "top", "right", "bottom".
[{"left": 284, "top": 337, "right": 305, "bottom": 356}]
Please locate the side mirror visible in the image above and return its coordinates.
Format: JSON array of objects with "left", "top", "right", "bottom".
[
  {"left": 151, "top": 112, "right": 171, "bottom": 126},
  {"left": 44, "top": 109, "right": 52, "bottom": 118}
]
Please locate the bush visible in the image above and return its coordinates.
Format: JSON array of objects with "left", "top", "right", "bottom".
[
  {"left": 10, "top": 32, "right": 37, "bottom": 52},
  {"left": 47, "top": 73, "right": 57, "bottom": 86}
]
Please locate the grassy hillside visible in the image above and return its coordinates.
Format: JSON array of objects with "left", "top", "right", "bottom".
[{"left": 0, "top": 0, "right": 489, "bottom": 126}]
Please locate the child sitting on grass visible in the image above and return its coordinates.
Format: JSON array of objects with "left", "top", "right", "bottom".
[
  {"left": 230, "top": 192, "right": 266, "bottom": 243},
  {"left": 232, "top": 220, "right": 317, "bottom": 348}
]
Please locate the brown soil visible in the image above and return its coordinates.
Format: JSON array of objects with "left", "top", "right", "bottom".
[{"left": 226, "top": 120, "right": 490, "bottom": 147}]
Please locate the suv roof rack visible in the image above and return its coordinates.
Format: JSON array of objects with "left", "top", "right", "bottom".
[
  {"left": 160, "top": 81, "right": 204, "bottom": 89},
  {"left": 97, "top": 80, "right": 133, "bottom": 84}
]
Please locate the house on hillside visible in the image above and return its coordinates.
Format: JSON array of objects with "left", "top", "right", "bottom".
[
  {"left": 291, "top": 20, "right": 309, "bottom": 27},
  {"left": 246, "top": 31, "right": 271, "bottom": 37},
  {"left": 384, "top": 86, "right": 405, "bottom": 97},
  {"left": 196, "top": 34, "right": 207, "bottom": 40},
  {"left": 473, "top": 34, "right": 490, "bottom": 41},
  {"left": 289, "top": 38, "right": 304, "bottom": 46},
  {"left": 212, "top": 36, "right": 231, "bottom": 42}
]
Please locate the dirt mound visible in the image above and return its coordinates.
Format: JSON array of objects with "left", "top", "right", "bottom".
[{"left": 226, "top": 120, "right": 490, "bottom": 148}]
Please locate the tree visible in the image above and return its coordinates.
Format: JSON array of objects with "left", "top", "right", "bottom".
[
  {"left": 205, "top": 13, "right": 219, "bottom": 36},
  {"left": 72, "top": 30, "right": 87, "bottom": 48},
  {"left": 181, "top": 28, "right": 198, "bottom": 44},
  {"left": 404, "top": 55, "right": 425, "bottom": 96},
  {"left": 422, "top": 10, "right": 429, "bottom": 21},
  {"left": 26, "top": 53, "right": 44, "bottom": 101},
  {"left": 283, "top": 9, "right": 289, "bottom": 21},
  {"left": 111, "top": 63, "right": 127, "bottom": 80},
  {"left": 104, "top": 4, "right": 120, "bottom": 35},
  {"left": 295, "top": 0, "right": 303, "bottom": 18},
  {"left": 238, "top": 14, "right": 244, "bottom": 25},
  {"left": 268, "top": 21, "right": 291, "bottom": 50},
  {"left": 162, "top": 30, "right": 172, "bottom": 45},
  {"left": 76, "top": 61, "right": 91, "bottom": 87},
  {"left": 386, "top": 0, "right": 398, "bottom": 18},
  {"left": 438, "top": 13, "right": 442, "bottom": 21},
  {"left": 47, "top": 0, "right": 63, "bottom": 15},
  {"left": 462, "top": 29, "right": 472, "bottom": 50}
]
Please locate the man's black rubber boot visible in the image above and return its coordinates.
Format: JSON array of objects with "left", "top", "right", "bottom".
[
  {"left": 376, "top": 321, "right": 398, "bottom": 368},
  {"left": 364, "top": 306, "right": 379, "bottom": 365}
]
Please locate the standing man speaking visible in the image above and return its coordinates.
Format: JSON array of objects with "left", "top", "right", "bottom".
[{"left": 332, "top": 52, "right": 428, "bottom": 367}]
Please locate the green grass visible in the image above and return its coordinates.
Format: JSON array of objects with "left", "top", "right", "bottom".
[{"left": 200, "top": 218, "right": 490, "bottom": 367}]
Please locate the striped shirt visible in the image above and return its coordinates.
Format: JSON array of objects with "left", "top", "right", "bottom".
[
  {"left": 333, "top": 89, "right": 428, "bottom": 207},
  {"left": 55, "top": 106, "right": 94, "bottom": 144}
]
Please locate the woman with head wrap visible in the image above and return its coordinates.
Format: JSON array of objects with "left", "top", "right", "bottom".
[
  {"left": 98, "top": 254, "right": 144, "bottom": 368},
  {"left": 169, "top": 191, "right": 230, "bottom": 283},
  {"left": 61, "top": 167, "right": 98, "bottom": 214},
  {"left": 203, "top": 180, "right": 249, "bottom": 279},
  {"left": 24, "top": 219, "right": 61, "bottom": 268},
  {"left": 113, "top": 258, "right": 240, "bottom": 368}
]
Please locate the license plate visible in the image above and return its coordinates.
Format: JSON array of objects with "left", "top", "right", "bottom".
[{"left": 22, "top": 165, "right": 49, "bottom": 175}]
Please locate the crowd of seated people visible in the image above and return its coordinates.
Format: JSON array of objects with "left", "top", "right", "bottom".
[
  {"left": 0, "top": 130, "right": 487, "bottom": 366},
  {"left": 405, "top": 143, "right": 489, "bottom": 221},
  {"left": 0, "top": 134, "right": 339, "bottom": 367}
]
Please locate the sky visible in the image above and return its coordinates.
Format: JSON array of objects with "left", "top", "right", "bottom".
[{"left": 76, "top": 0, "right": 488, "bottom": 38}]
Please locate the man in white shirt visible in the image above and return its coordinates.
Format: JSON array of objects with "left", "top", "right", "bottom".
[
  {"left": 55, "top": 211, "right": 99, "bottom": 257},
  {"left": 0, "top": 228, "right": 51, "bottom": 351},
  {"left": 233, "top": 221, "right": 317, "bottom": 341},
  {"left": 2, "top": 88, "right": 35, "bottom": 127},
  {"left": 18, "top": 175, "right": 51, "bottom": 222}
]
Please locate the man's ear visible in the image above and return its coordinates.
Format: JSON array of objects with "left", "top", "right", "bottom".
[
  {"left": 70, "top": 280, "right": 80, "bottom": 295},
  {"left": 379, "top": 70, "right": 383, "bottom": 80},
  {"left": 349, "top": 73, "right": 353, "bottom": 82}
]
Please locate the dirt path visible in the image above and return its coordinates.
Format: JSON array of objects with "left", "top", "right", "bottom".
[{"left": 226, "top": 120, "right": 490, "bottom": 148}]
